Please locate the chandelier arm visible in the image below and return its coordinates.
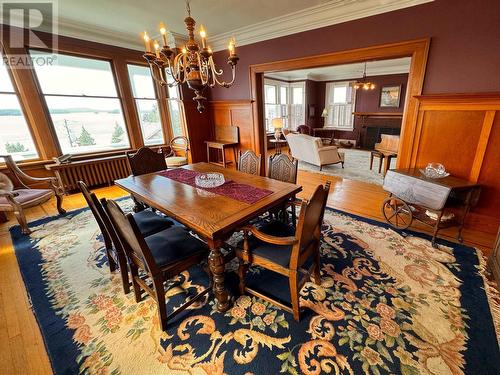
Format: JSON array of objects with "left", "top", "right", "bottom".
[
  {"left": 149, "top": 62, "right": 166, "bottom": 85},
  {"left": 155, "top": 61, "right": 170, "bottom": 86},
  {"left": 208, "top": 57, "right": 236, "bottom": 87},
  {"left": 196, "top": 53, "right": 210, "bottom": 86}
]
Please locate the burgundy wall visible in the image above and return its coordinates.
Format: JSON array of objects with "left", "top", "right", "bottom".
[{"left": 210, "top": 0, "right": 500, "bottom": 100}]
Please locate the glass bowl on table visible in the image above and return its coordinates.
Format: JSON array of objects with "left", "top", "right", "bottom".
[{"left": 195, "top": 172, "right": 225, "bottom": 188}]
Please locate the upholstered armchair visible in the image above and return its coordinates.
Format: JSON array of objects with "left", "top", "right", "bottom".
[
  {"left": 286, "top": 133, "right": 344, "bottom": 170},
  {"left": 0, "top": 155, "right": 65, "bottom": 234},
  {"left": 296, "top": 125, "right": 312, "bottom": 135}
]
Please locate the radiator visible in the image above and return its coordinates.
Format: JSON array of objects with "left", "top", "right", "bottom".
[{"left": 46, "top": 155, "right": 131, "bottom": 194}]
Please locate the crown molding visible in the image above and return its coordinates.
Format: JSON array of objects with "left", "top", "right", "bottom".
[
  {"left": 208, "top": 0, "right": 433, "bottom": 52},
  {"left": 1, "top": 12, "right": 187, "bottom": 52}
]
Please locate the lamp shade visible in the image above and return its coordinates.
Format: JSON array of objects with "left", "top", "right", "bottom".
[
  {"left": 321, "top": 108, "right": 328, "bottom": 118},
  {"left": 272, "top": 118, "right": 284, "bottom": 129}
]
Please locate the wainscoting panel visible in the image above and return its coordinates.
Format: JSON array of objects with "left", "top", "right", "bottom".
[
  {"left": 410, "top": 93, "right": 500, "bottom": 235},
  {"left": 209, "top": 100, "right": 255, "bottom": 165}
]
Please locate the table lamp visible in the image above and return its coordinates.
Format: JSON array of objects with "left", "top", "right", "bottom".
[
  {"left": 272, "top": 118, "right": 284, "bottom": 140},
  {"left": 321, "top": 108, "right": 328, "bottom": 127}
]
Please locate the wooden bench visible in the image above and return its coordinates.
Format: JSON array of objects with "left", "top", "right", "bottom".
[{"left": 205, "top": 126, "right": 239, "bottom": 168}]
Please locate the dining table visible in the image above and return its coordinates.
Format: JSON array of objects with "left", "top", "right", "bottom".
[{"left": 114, "top": 162, "right": 302, "bottom": 312}]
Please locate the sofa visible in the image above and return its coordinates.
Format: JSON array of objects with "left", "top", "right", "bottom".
[{"left": 286, "top": 133, "right": 344, "bottom": 170}]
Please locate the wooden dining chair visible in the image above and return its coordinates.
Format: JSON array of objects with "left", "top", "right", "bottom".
[
  {"left": 267, "top": 153, "right": 298, "bottom": 184},
  {"left": 102, "top": 198, "right": 211, "bottom": 331},
  {"left": 237, "top": 150, "right": 261, "bottom": 176},
  {"left": 236, "top": 182, "right": 331, "bottom": 321},
  {"left": 126, "top": 146, "right": 167, "bottom": 176},
  {"left": 126, "top": 147, "right": 168, "bottom": 211},
  {"left": 267, "top": 153, "right": 299, "bottom": 223},
  {"left": 0, "top": 154, "right": 65, "bottom": 234},
  {"left": 78, "top": 181, "right": 174, "bottom": 294}
]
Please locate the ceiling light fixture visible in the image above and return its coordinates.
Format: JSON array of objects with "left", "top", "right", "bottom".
[
  {"left": 141, "top": 0, "right": 239, "bottom": 112},
  {"left": 353, "top": 62, "right": 375, "bottom": 90}
]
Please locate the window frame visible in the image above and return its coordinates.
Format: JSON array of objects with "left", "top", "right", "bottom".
[
  {"left": 29, "top": 48, "right": 133, "bottom": 157},
  {"left": 0, "top": 47, "right": 41, "bottom": 162},
  {"left": 324, "top": 81, "right": 356, "bottom": 130},
  {"left": 127, "top": 63, "right": 167, "bottom": 146},
  {"left": 264, "top": 78, "right": 306, "bottom": 131}
]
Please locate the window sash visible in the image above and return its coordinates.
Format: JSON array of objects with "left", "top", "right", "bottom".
[
  {"left": 325, "top": 81, "right": 356, "bottom": 129},
  {"left": 0, "top": 52, "right": 39, "bottom": 160},
  {"left": 31, "top": 51, "right": 132, "bottom": 155}
]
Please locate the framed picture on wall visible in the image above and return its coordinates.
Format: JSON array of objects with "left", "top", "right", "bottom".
[{"left": 379, "top": 85, "right": 402, "bottom": 108}]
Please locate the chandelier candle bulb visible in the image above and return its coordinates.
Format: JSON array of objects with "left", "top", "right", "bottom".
[
  {"left": 159, "top": 22, "right": 168, "bottom": 46},
  {"left": 143, "top": 32, "right": 151, "bottom": 52},
  {"left": 153, "top": 40, "right": 160, "bottom": 58},
  {"left": 199, "top": 25, "right": 207, "bottom": 48}
]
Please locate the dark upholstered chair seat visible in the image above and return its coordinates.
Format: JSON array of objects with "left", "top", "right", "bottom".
[
  {"left": 238, "top": 220, "right": 296, "bottom": 267},
  {"left": 0, "top": 188, "right": 53, "bottom": 208},
  {"left": 134, "top": 209, "right": 174, "bottom": 237},
  {"left": 145, "top": 226, "right": 208, "bottom": 268}
]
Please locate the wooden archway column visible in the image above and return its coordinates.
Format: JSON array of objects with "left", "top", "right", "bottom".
[{"left": 249, "top": 38, "right": 430, "bottom": 172}]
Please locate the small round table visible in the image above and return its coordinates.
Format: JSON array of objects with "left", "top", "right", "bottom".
[{"left": 270, "top": 139, "right": 287, "bottom": 154}]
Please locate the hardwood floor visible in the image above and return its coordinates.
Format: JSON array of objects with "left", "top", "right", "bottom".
[{"left": 0, "top": 170, "right": 494, "bottom": 374}]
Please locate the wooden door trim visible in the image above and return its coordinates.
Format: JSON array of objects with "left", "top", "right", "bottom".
[{"left": 249, "top": 38, "right": 430, "bottom": 169}]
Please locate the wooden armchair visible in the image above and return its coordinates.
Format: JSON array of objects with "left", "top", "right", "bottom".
[
  {"left": 0, "top": 155, "right": 65, "bottom": 234},
  {"left": 236, "top": 182, "right": 331, "bottom": 321},
  {"left": 237, "top": 150, "right": 262, "bottom": 176},
  {"left": 102, "top": 198, "right": 211, "bottom": 331},
  {"left": 165, "top": 136, "right": 190, "bottom": 168},
  {"left": 78, "top": 181, "right": 173, "bottom": 294}
]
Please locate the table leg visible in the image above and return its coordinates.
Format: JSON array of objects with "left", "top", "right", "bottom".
[{"left": 207, "top": 240, "right": 230, "bottom": 312}]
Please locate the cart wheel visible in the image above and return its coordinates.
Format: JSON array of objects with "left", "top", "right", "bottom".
[{"left": 382, "top": 197, "right": 413, "bottom": 230}]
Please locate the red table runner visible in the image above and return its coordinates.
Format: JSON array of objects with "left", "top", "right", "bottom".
[{"left": 158, "top": 168, "right": 273, "bottom": 204}]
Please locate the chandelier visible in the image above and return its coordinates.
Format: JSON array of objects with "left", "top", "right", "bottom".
[
  {"left": 141, "top": 0, "right": 239, "bottom": 112},
  {"left": 353, "top": 62, "right": 375, "bottom": 90}
]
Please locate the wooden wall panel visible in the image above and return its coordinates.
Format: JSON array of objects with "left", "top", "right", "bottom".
[
  {"left": 476, "top": 113, "right": 500, "bottom": 220},
  {"left": 411, "top": 93, "right": 500, "bottom": 236},
  {"left": 413, "top": 110, "right": 484, "bottom": 179},
  {"left": 209, "top": 100, "right": 254, "bottom": 165}
]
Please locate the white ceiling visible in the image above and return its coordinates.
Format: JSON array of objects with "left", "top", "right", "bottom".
[
  {"left": 3, "top": 0, "right": 433, "bottom": 51},
  {"left": 265, "top": 57, "right": 411, "bottom": 81}
]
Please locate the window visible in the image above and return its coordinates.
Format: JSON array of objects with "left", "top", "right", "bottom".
[
  {"left": 324, "top": 81, "right": 356, "bottom": 130},
  {"left": 165, "top": 74, "right": 185, "bottom": 138},
  {"left": 0, "top": 52, "right": 38, "bottom": 160},
  {"left": 290, "top": 83, "right": 305, "bottom": 130},
  {"left": 128, "top": 65, "right": 164, "bottom": 145},
  {"left": 264, "top": 79, "right": 305, "bottom": 131},
  {"left": 30, "top": 50, "right": 130, "bottom": 154}
]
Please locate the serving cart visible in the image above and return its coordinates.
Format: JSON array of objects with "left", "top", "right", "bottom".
[{"left": 381, "top": 169, "right": 481, "bottom": 247}]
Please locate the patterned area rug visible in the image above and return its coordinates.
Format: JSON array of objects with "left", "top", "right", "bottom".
[
  {"left": 298, "top": 149, "right": 397, "bottom": 185},
  {"left": 11, "top": 200, "right": 500, "bottom": 375}
]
